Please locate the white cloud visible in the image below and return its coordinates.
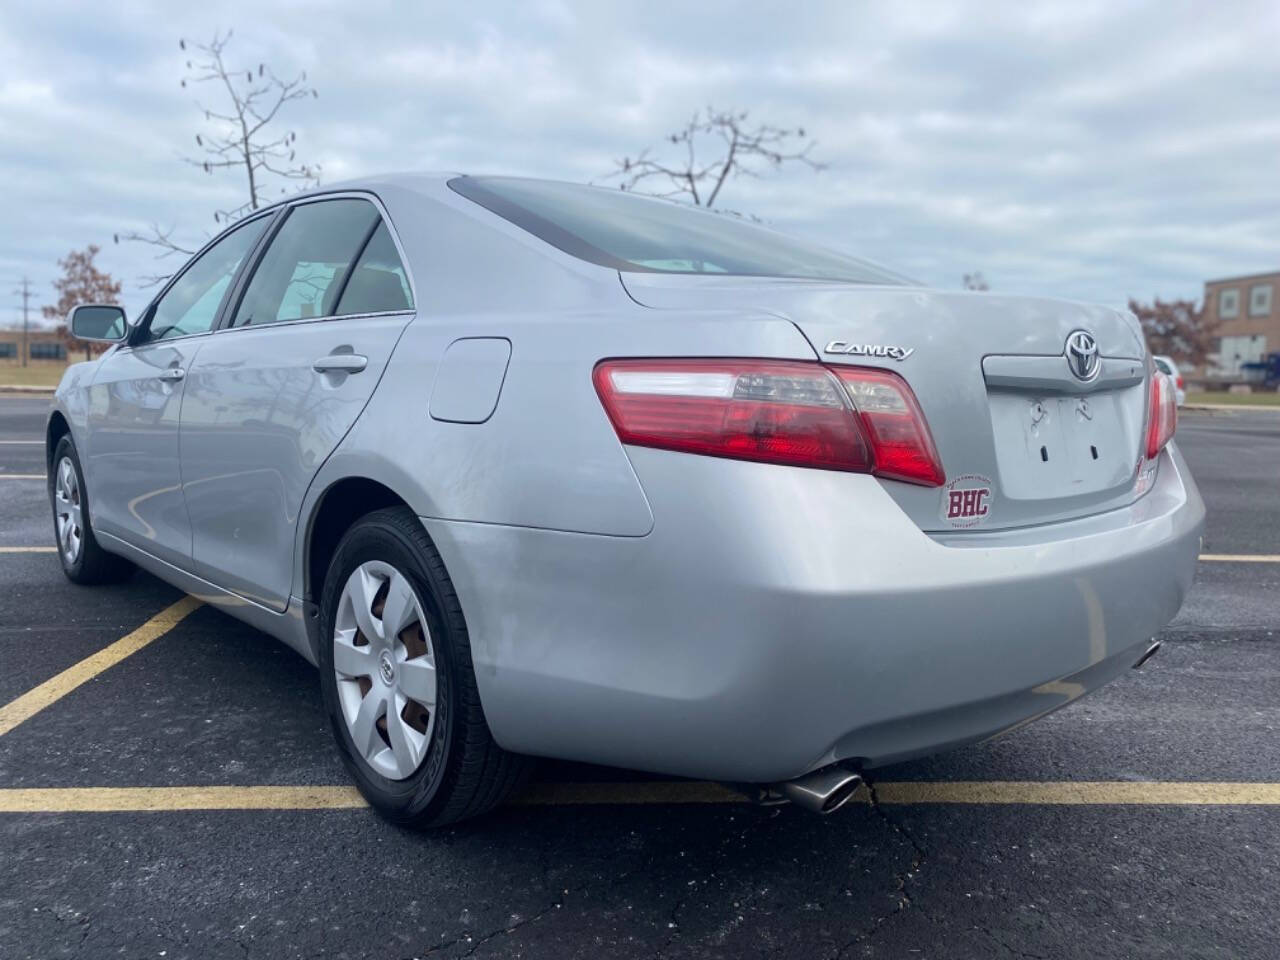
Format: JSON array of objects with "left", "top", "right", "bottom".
[{"left": 2, "top": 0, "right": 1278, "bottom": 323}]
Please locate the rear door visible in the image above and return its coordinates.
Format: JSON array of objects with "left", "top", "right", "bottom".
[{"left": 179, "top": 195, "right": 416, "bottom": 610}]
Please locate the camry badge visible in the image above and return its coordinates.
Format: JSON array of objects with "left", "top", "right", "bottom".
[
  {"left": 1065, "top": 330, "right": 1100, "bottom": 382},
  {"left": 824, "top": 341, "right": 914, "bottom": 361}
]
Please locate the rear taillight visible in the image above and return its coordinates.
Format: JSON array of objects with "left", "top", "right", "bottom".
[
  {"left": 593, "top": 358, "right": 945, "bottom": 486},
  {"left": 1145, "top": 370, "right": 1177, "bottom": 459},
  {"left": 1176, "top": 375, "right": 1184, "bottom": 390},
  {"left": 830, "top": 367, "right": 946, "bottom": 485}
]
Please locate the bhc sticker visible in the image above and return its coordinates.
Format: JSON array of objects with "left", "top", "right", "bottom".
[{"left": 941, "top": 473, "right": 994, "bottom": 528}]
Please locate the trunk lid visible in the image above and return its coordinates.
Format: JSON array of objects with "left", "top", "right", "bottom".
[{"left": 621, "top": 273, "right": 1151, "bottom": 532}]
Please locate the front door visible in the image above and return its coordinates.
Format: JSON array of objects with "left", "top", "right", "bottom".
[
  {"left": 179, "top": 196, "right": 416, "bottom": 611},
  {"left": 85, "top": 214, "right": 271, "bottom": 566}
]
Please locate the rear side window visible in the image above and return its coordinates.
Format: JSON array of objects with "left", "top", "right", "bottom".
[
  {"left": 334, "top": 222, "right": 413, "bottom": 315},
  {"left": 231, "top": 199, "right": 411, "bottom": 327},
  {"left": 1154, "top": 358, "right": 1172, "bottom": 375},
  {"left": 449, "top": 176, "right": 906, "bottom": 285}
]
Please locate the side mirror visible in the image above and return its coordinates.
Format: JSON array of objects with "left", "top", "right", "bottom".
[{"left": 68, "top": 304, "right": 129, "bottom": 343}]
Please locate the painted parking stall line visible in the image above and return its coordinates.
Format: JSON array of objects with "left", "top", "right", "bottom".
[
  {"left": 0, "top": 595, "right": 203, "bottom": 737},
  {"left": 1198, "top": 553, "right": 1280, "bottom": 563},
  {"left": 0, "top": 786, "right": 366, "bottom": 813},
  {"left": 3, "top": 780, "right": 1280, "bottom": 814}
]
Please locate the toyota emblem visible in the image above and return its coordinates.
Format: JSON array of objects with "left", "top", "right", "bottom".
[{"left": 1065, "top": 330, "right": 1100, "bottom": 382}]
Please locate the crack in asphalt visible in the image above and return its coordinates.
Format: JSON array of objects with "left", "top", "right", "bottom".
[
  {"left": 830, "top": 779, "right": 930, "bottom": 958},
  {"left": 412, "top": 891, "right": 568, "bottom": 959},
  {"left": 978, "top": 925, "right": 1050, "bottom": 960},
  {"left": 412, "top": 854, "right": 655, "bottom": 960}
]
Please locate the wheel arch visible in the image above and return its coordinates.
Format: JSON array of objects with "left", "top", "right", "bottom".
[
  {"left": 46, "top": 410, "right": 71, "bottom": 473},
  {"left": 304, "top": 475, "right": 412, "bottom": 608}
]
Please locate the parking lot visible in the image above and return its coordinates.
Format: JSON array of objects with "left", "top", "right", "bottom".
[{"left": 0, "top": 394, "right": 1277, "bottom": 959}]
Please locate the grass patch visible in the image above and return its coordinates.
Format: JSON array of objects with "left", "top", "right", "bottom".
[
  {"left": 0, "top": 364, "right": 70, "bottom": 388},
  {"left": 1185, "top": 390, "right": 1280, "bottom": 407}
]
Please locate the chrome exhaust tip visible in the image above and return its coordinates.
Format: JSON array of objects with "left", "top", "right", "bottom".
[
  {"left": 1133, "top": 639, "right": 1162, "bottom": 670},
  {"left": 778, "top": 766, "right": 863, "bottom": 815}
]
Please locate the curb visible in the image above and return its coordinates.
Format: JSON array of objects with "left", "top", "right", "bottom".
[
  {"left": 1182, "top": 403, "right": 1280, "bottom": 414},
  {"left": 0, "top": 386, "right": 55, "bottom": 396}
]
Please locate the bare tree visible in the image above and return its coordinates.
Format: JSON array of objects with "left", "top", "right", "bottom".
[
  {"left": 603, "top": 107, "right": 824, "bottom": 212},
  {"left": 1128, "top": 296, "right": 1217, "bottom": 367},
  {"left": 117, "top": 30, "right": 319, "bottom": 284},
  {"left": 41, "top": 246, "right": 123, "bottom": 361},
  {"left": 963, "top": 272, "right": 990, "bottom": 291}
]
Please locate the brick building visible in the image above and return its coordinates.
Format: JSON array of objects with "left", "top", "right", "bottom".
[
  {"left": 1203, "top": 270, "right": 1279, "bottom": 376},
  {"left": 0, "top": 328, "right": 68, "bottom": 365}
]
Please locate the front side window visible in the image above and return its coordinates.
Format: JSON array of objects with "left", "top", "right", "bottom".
[
  {"left": 449, "top": 176, "right": 907, "bottom": 285},
  {"left": 146, "top": 215, "right": 270, "bottom": 343},
  {"left": 231, "top": 199, "right": 410, "bottom": 327}
]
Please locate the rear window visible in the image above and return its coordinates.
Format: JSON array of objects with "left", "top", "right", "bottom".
[
  {"left": 1154, "top": 358, "right": 1172, "bottom": 375},
  {"left": 449, "top": 176, "right": 906, "bottom": 285}
]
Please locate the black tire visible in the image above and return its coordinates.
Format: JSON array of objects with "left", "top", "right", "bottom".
[
  {"left": 49, "top": 434, "right": 134, "bottom": 585},
  {"left": 318, "top": 506, "right": 531, "bottom": 826}
]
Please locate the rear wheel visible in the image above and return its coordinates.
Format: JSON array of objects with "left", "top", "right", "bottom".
[
  {"left": 49, "top": 435, "right": 133, "bottom": 585},
  {"left": 318, "top": 506, "right": 531, "bottom": 826}
]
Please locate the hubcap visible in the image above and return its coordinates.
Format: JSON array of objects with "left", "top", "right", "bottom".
[
  {"left": 54, "top": 457, "right": 83, "bottom": 565},
  {"left": 333, "top": 561, "right": 438, "bottom": 780}
]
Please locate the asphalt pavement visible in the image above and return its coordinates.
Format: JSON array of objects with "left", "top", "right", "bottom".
[{"left": 0, "top": 395, "right": 1277, "bottom": 959}]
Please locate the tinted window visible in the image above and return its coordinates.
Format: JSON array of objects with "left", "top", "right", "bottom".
[
  {"left": 450, "top": 176, "right": 906, "bottom": 285},
  {"left": 232, "top": 199, "right": 381, "bottom": 327},
  {"left": 1154, "top": 358, "right": 1172, "bottom": 375},
  {"left": 147, "top": 215, "right": 269, "bottom": 342},
  {"left": 334, "top": 222, "right": 413, "bottom": 315}
]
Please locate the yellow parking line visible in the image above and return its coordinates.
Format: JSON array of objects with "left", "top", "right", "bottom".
[
  {"left": 0, "top": 595, "right": 203, "bottom": 738},
  {"left": 1199, "top": 554, "right": 1280, "bottom": 563},
  {"left": 0, "top": 474, "right": 46, "bottom": 480},
  {"left": 2, "top": 780, "right": 1280, "bottom": 813},
  {"left": 0, "top": 785, "right": 366, "bottom": 813},
  {"left": 872, "top": 780, "right": 1280, "bottom": 805}
]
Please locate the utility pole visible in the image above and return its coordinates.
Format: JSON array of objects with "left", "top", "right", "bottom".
[{"left": 13, "top": 277, "right": 32, "bottom": 368}]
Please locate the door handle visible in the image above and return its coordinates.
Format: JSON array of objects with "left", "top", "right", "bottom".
[
  {"left": 313, "top": 354, "right": 368, "bottom": 374},
  {"left": 158, "top": 367, "right": 186, "bottom": 382}
]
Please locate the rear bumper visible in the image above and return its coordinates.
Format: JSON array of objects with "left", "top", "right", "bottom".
[{"left": 425, "top": 442, "right": 1204, "bottom": 783}]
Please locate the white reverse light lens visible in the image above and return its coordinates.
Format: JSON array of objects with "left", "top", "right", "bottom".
[{"left": 609, "top": 369, "right": 737, "bottom": 398}]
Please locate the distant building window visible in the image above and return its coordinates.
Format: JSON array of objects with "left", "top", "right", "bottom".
[
  {"left": 29, "top": 342, "right": 66, "bottom": 360},
  {"left": 1219, "top": 288, "right": 1239, "bottom": 319},
  {"left": 1249, "top": 284, "right": 1273, "bottom": 317},
  {"left": 0, "top": 342, "right": 16, "bottom": 358}
]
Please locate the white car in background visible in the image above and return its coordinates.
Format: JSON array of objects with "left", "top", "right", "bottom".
[{"left": 1154, "top": 355, "right": 1186, "bottom": 406}]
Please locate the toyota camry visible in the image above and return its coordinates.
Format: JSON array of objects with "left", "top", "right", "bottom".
[{"left": 49, "top": 174, "right": 1203, "bottom": 824}]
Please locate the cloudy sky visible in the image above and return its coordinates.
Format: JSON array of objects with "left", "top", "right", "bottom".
[{"left": 3, "top": 0, "right": 1278, "bottom": 324}]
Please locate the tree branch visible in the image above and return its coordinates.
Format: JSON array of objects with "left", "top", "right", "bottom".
[{"left": 602, "top": 106, "right": 825, "bottom": 210}]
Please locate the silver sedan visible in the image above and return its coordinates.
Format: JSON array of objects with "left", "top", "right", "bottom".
[{"left": 50, "top": 175, "right": 1203, "bottom": 824}]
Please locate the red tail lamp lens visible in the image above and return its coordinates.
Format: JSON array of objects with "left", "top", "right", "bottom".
[{"left": 594, "top": 358, "right": 945, "bottom": 486}]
